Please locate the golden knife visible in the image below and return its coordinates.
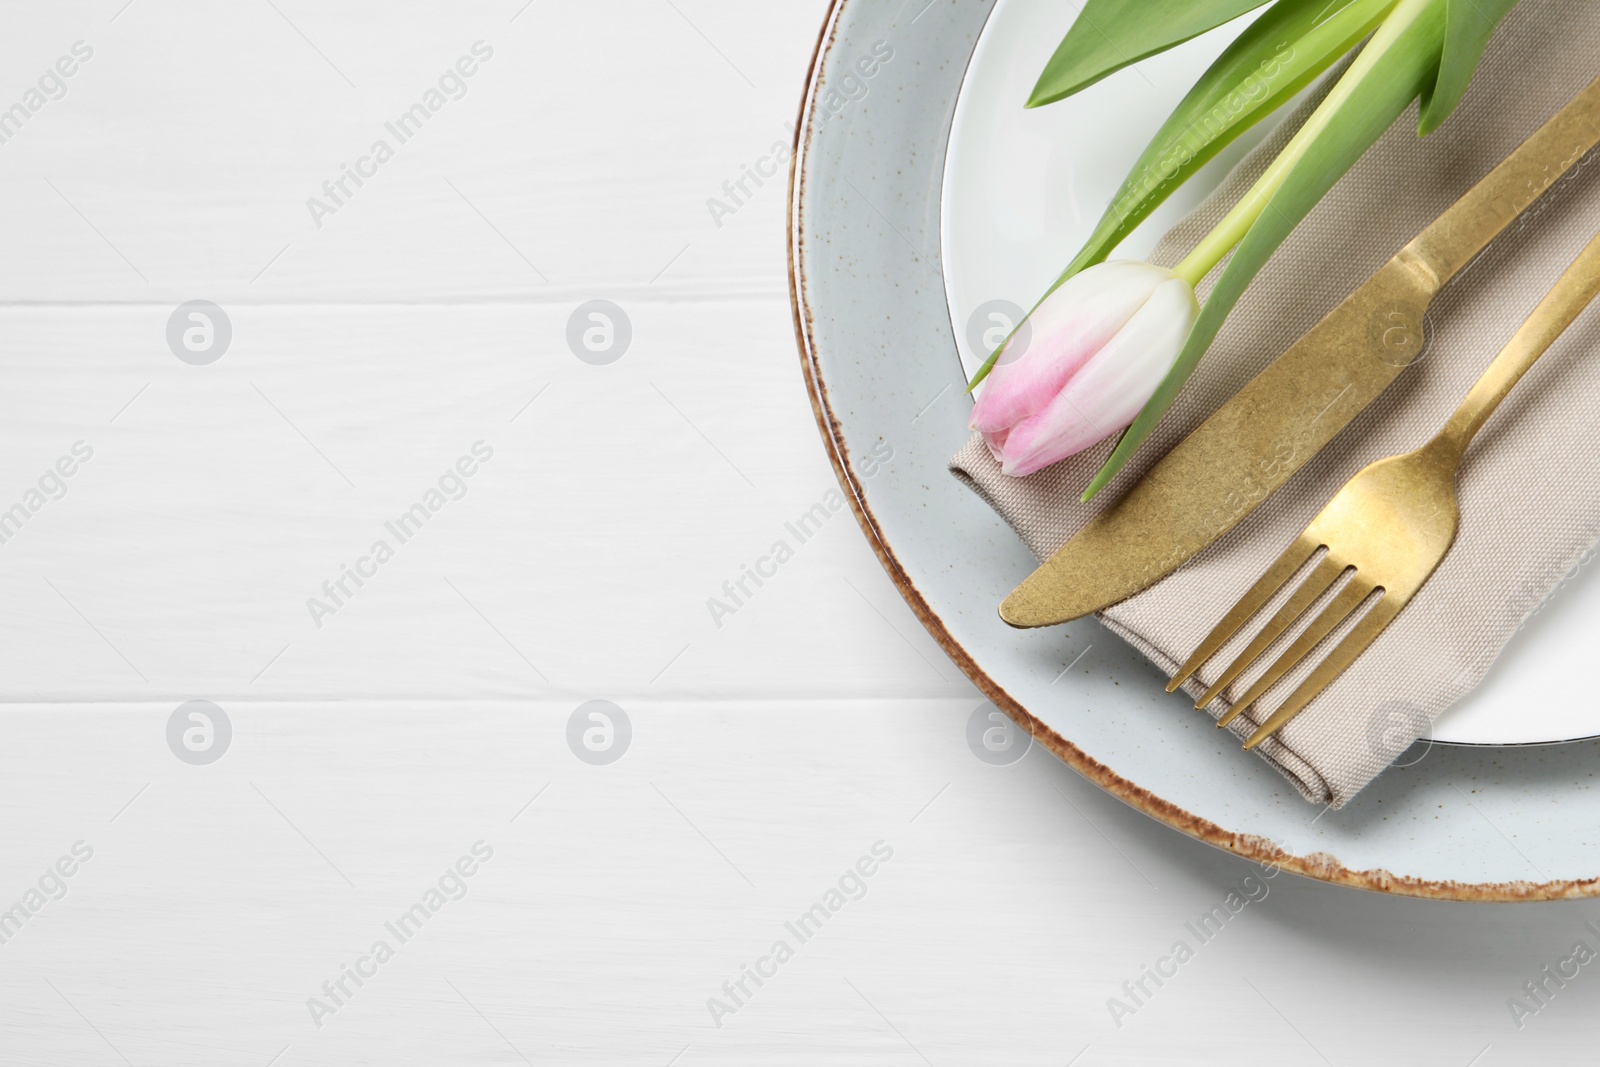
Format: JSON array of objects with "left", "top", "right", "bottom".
[{"left": 1001, "top": 72, "right": 1600, "bottom": 629}]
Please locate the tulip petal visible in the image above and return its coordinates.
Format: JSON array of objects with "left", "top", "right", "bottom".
[
  {"left": 969, "top": 261, "right": 1171, "bottom": 435},
  {"left": 981, "top": 426, "right": 1009, "bottom": 465},
  {"left": 998, "top": 278, "right": 1199, "bottom": 477}
]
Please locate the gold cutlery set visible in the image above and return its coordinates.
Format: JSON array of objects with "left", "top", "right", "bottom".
[{"left": 1000, "top": 74, "right": 1600, "bottom": 748}]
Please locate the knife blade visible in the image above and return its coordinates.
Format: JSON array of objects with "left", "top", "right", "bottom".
[{"left": 1001, "top": 72, "right": 1600, "bottom": 629}]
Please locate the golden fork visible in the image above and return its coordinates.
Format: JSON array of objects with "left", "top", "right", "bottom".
[{"left": 1168, "top": 225, "right": 1600, "bottom": 751}]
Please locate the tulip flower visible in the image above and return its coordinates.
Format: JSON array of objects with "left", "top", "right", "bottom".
[
  {"left": 970, "top": 262, "right": 1199, "bottom": 477},
  {"left": 969, "top": 0, "right": 1516, "bottom": 492}
]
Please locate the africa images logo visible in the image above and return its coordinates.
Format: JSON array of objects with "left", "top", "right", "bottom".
[
  {"left": 305, "top": 42, "right": 495, "bottom": 229},
  {"left": 705, "top": 440, "right": 894, "bottom": 629}
]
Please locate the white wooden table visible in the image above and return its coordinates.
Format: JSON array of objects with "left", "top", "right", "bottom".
[{"left": 0, "top": 1, "right": 1594, "bottom": 1063}]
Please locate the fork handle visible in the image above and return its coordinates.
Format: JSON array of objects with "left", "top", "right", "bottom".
[{"left": 1434, "top": 226, "right": 1600, "bottom": 460}]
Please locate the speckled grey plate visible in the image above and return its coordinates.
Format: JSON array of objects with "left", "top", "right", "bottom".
[{"left": 788, "top": 0, "right": 1600, "bottom": 900}]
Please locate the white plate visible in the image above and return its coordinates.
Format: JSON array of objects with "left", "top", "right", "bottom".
[{"left": 939, "top": 0, "right": 1600, "bottom": 746}]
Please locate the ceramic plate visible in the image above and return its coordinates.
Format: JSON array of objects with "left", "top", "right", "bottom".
[{"left": 790, "top": 0, "right": 1600, "bottom": 898}]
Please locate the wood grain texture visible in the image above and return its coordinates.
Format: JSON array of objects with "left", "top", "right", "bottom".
[{"left": 0, "top": 0, "right": 1595, "bottom": 1063}]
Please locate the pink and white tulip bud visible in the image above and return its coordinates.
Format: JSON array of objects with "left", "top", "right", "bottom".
[{"left": 970, "top": 261, "right": 1200, "bottom": 478}]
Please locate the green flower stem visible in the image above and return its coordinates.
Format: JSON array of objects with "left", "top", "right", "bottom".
[{"left": 1171, "top": 0, "right": 1435, "bottom": 288}]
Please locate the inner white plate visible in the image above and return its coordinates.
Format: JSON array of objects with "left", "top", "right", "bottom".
[{"left": 939, "top": 0, "right": 1599, "bottom": 746}]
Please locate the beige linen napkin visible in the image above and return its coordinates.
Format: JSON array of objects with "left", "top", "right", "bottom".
[{"left": 950, "top": 0, "right": 1600, "bottom": 807}]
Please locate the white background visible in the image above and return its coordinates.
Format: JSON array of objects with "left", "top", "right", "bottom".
[{"left": 0, "top": 1, "right": 1596, "bottom": 1064}]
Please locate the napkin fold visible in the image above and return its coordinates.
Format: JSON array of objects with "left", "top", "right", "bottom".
[{"left": 950, "top": 0, "right": 1600, "bottom": 807}]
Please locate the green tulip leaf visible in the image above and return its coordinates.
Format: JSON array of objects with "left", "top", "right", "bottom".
[
  {"left": 1418, "top": 0, "right": 1517, "bottom": 134},
  {"left": 1050, "top": 0, "right": 1397, "bottom": 292},
  {"left": 1028, "top": 0, "right": 1275, "bottom": 109},
  {"left": 1083, "top": 1, "right": 1448, "bottom": 500},
  {"left": 970, "top": 0, "right": 1395, "bottom": 392}
]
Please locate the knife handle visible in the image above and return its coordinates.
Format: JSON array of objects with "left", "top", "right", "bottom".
[{"left": 1404, "top": 74, "right": 1600, "bottom": 291}]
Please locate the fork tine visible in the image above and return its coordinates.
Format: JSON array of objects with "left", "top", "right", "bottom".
[
  {"left": 1193, "top": 552, "right": 1344, "bottom": 711},
  {"left": 1217, "top": 574, "right": 1377, "bottom": 730},
  {"left": 1242, "top": 593, "right": 1404, "bottom": 750},
  {"left": 1166, "top": 534, "right": 1320, "bottom": 694}
]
